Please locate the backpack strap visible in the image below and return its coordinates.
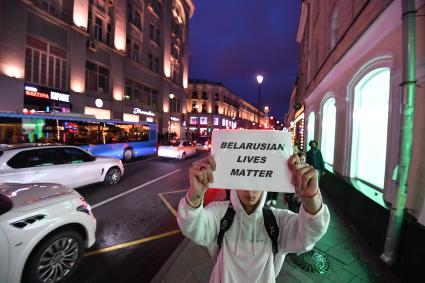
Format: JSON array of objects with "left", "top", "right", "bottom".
[
  {"left": 262, "top": 206, "right": 279, "bottom": 256},
  {"left": 217, "top": 203, "right": 235, "bottom": 250}
]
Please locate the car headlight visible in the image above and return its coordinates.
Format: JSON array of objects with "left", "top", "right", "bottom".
[{"left": 77, "top": 197, "right": 92, "bottom": 214}]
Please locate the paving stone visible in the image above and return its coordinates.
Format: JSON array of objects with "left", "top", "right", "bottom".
[
  {"left": 276, "top": 271, "right": 302, "bottom": 283},
  {"left": 164, "top": 256, "right": 198, "bottom": 283}
]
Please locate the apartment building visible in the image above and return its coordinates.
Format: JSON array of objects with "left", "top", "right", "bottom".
[
  {"left": 0, "top": 0, "right": 194, "bottom": 137},
  {"left": 187, "top": 79, "right": 264, "bottom": 137},
  {"left": 287, "top": 0, "right": 425, "bottom": 280}
]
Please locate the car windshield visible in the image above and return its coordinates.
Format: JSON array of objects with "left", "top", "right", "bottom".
[
  {"left": 164, "top": 141, "right": 180, "bottom": 146},
  {"left": 0, "top": 194, "right": 13, "bottom": 216}
]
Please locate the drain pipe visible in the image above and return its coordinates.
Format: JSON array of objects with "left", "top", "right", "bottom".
[{"left": 380, "top": 0, "right": 416, "bottom": 266}]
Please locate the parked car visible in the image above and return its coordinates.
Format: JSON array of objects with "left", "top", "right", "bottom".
[
  {"left": 0, "top": 144, "right": 124, "bottom": 188},
  {"left": 195, "top": 136, "right": 212, "bottom": 151},
  {"left": 158, "top": 140, "right": 197, "bottom": 160},
  {"left": 0, "top": 183, "right": 96, "bottom": 283}
]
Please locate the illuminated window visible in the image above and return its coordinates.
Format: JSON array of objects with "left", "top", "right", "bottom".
[
  {"left": 321, "top": 98, "right": 336, "bottom": 165},
  {"left": 330, "top": 8, "right": 338, "bottom": 50},
  {"left": 307, "top": 112, "right": 315, "bottom": 147},
  {"left": 351, "top": 68, "right": 390, "bottom": 189}
]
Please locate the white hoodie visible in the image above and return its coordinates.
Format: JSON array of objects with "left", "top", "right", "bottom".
[{"left": 177, "top": 190, "right": 330, "bottom": 283}]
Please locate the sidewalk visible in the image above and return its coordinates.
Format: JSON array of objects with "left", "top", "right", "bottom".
[{"left": 151, "top": 191, "right": 400, "bottom": 283}]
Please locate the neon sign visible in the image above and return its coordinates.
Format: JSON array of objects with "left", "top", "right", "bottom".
[{"left": 133, "top": 108, "right": 155, "bottom": 116}]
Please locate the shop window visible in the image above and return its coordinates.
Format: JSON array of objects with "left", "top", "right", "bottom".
[
  {"left": 202, "top": 92, "right": 207, "bottom": 100},
  {"left": 214, "top": 105, "right": 219, "bottom": 114},
  {"left": 321, "top": 98, "right": 336, "bottom": 166},
  {"left": 351, "top": 68, "right": 390, "bottom": 189},
  {"left": 25, "top": 36, "right": 67, "bottom": 90},
  {"left": 201, "top": 104, "right": 207, "bottom": 113},
  {"left": 307, "top": 112, "right": 315, "bottom": 147}
]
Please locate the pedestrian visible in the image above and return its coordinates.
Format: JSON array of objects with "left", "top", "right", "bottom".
[
  {"left": 177, "top": 155, "right": 330, "bottom": 283},
  {"left": 306, "top": 140, "right": 325, "bottom": 178}
]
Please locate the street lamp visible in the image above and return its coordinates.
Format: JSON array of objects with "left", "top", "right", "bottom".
[
  {"left": 169, "top": 93, "right": 175, "bottom": 139},
  {"left": 256, "top": 75, "right": 264, "bottom": 127}
]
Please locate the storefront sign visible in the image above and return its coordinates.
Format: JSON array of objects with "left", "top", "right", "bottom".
[
  {"left": 133, "top": 107, "right": 155, "bottom": 116},
  {"left": 50, "top": 91, "right": 70, "bottom": 102},
  {"left": 200, "top": 117, "right": 208, "bottom": 125},
  {"left": 170, "top": 116, "right": 180, "bottom": 122},
  {"left": 95, "top": 98, "right": 103, "bottom": 108},
  {"left": 190, "top": 117, "right": 198, "bottom": 125},
  {"left": 24, "top": 85, "right": 70, "bottom": 102},
  {"left": 213, "top": 117, "right": 219, "bottom": 126},
  {"left": 210, "top": 130, "right": 294, "bottom": 192}
]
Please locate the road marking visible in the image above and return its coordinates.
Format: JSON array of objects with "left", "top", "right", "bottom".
[
  {"left": 158, "top": 189, "right": 188, "bottom": 216},
  {"left": 160, "top": 188, "right": 188, "bottom": 195},
  {"left": 83, "top": 229, "right": 181, "bottom": 256},
  {"left": 91, "top": 169, "right": 181, "bottom": 209},
  {"left": 124, "top": 156, "right": 159, "bottom": 166}
]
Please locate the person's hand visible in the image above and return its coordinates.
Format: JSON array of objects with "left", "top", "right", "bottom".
[
  {"left": 288, "top": 154, "right": 318, "bottom": 198},
  {"left": 288, "top": 154, "right": 322, "bottom": 214},
  {"left": 188, "top": 155, "right": 216, "bottom": 202}
]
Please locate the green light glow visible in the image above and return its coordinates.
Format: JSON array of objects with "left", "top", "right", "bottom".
[
  {"left": 351, "top": 68, "right": 390, "bottom": 189},
  {"left": 321, "top": 98, "right": 336, "bottom": 165}
]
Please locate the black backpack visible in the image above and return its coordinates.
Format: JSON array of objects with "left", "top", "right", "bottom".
[{"left": 217, "top": 203, "right": 279, "bottom": 256}]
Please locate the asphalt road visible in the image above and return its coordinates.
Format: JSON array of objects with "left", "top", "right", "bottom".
[{"left": 68, "top": 151, "right": 209, "bottom": 283}]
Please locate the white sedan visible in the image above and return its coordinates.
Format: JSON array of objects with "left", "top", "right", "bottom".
[
  {"left": 158, "top": 140, "right": 197, "bottom": 160},
  {"left": 0, "top": 183, "right": 96, "bottom": 283},
  {"left": 0, "top": 144, "right": 124, "bottom": 188}
]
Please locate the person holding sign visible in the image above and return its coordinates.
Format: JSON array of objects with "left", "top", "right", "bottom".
[{"left": 177, "top": 153, "right": 330, "bottom": 283}]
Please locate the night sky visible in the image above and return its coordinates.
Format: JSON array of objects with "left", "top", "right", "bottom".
[{"left": 188, "top": 1, "right": 301, "bottom": 121}]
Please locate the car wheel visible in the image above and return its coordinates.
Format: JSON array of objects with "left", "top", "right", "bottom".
[
  {"left": 23, "top": 230, "right": 84, "bottom": 283},
  {"left": 104, "top": 167, "right": 121, "bottom": 185},
  {"left": 123, "top": 148, "right": 133, "bottom": 161},
  {"left": 181, "top": 152, "right": 186, "bottom": 160}
]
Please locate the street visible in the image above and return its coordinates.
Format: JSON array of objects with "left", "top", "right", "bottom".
[{"left": 68, "top": 152, "right": 209, "bottom": 283}]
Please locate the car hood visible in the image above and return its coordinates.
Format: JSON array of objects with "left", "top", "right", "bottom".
[{"left": 0, "top": 183, "right": 79, "bottom": 212}]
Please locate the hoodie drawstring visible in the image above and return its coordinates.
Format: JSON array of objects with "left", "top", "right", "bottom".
[
  {"left": 235, "top": 213, "right": 242, "bottom": 256},
  {"left": 253, "top": 213, "right": 257, "bottom": 256}
]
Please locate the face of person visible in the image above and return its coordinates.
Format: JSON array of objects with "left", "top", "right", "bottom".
[
  {"left": 310, "top": 142, "right": 317, "bottom": 149},
  {"left": 300, "top": 155, "right": 306, "bottom": 164},
  {"left": 236, "top": 190, "right": 263, "bottom": 214}
]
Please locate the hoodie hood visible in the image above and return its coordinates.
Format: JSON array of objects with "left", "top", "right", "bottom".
[
  {"left": 230, "top": 189, "right": 267, "bottom": 217},
  {"left": 229, "top": 189, "right": 268, "bottom": 258}
]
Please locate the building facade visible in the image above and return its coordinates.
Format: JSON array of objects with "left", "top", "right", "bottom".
[
  {"left": 186, "top": 79, "right": 264, "bottom": 138},
  {"left": 287, "top": 0, "right": 425, "bottom": 280},
  {"left": 0, "top": 0, "right": 194, "bottom": 138}
]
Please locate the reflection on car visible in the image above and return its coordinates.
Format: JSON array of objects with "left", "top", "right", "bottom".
[
  {"left": 0, "top": 183, "right": 96, "bottom": 283},
  {"left": 158, "top": 140, "right": 197, "bottom": 160},
  {"left": 0, "top": 144, "right": 124, "bottom": 188}
]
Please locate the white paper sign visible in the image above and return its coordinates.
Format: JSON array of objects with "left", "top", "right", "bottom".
[{"left": 210, "top": 130, "right": 295, "bottom": 193}]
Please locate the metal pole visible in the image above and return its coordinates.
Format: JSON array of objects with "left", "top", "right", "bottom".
[
  {"left": 257, "top": 84, "right": 261, "bottom": 126},
  {"left": 380, "top": 0, "right": 416, "bottom": 266}
]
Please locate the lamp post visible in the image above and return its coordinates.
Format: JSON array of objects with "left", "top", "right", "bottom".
[
  {"left": 256, "top": 75, "right": 263, "bottom": 127},
  {"left": 264, "top": 106, "right": 270, "bottom": 129},
  {"left": 169, "top": 93, "right": 175, "bottom": 139}
]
